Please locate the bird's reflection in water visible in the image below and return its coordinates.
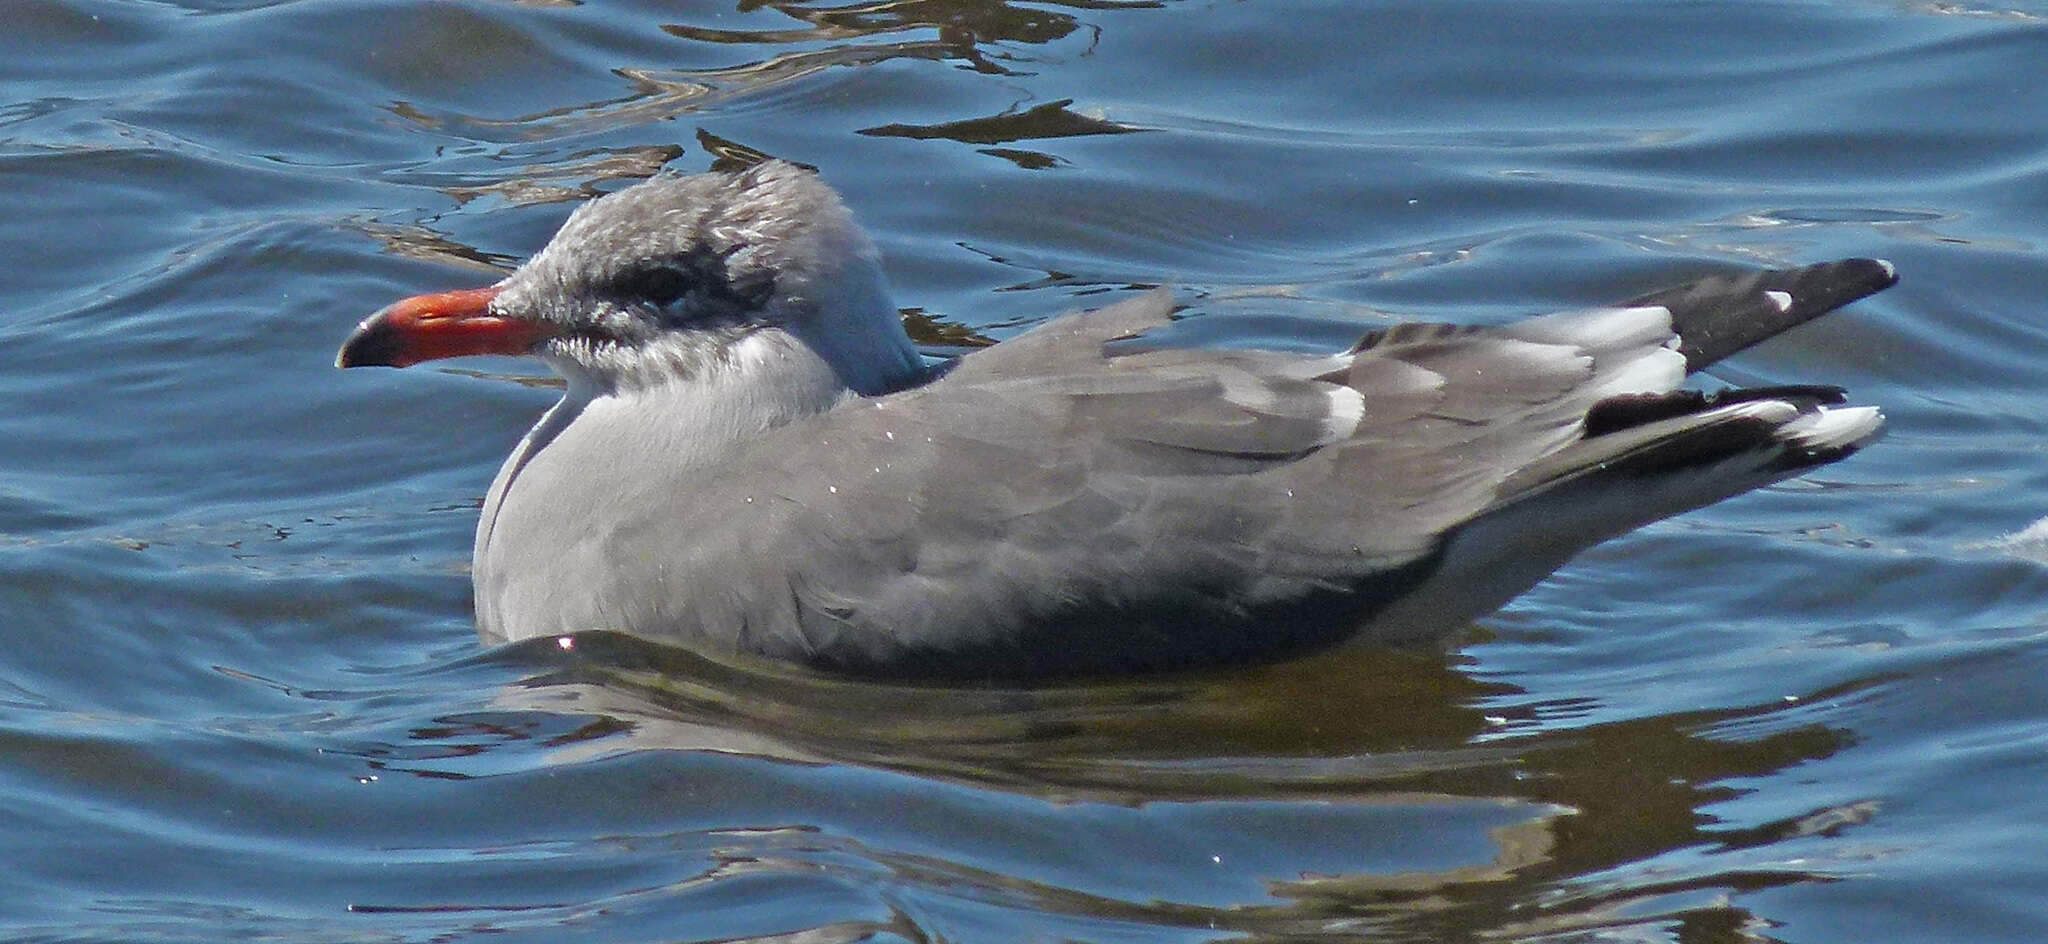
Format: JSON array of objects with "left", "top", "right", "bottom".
[
  {"left": 484, "top": 631, "right": 1508, "bottom": 786},
  {"left": 409, "top": 631, "right": 1869, "bottom": 941}
]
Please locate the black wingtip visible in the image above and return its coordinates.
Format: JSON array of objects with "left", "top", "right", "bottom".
[
  {"left": 1628, "top": 258, "right": 1898, "bottom": 372},
  {"left": 1781, "top": 257, "right": 1898, "bottom": 319}
]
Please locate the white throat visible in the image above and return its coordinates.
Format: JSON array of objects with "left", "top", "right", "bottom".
[{"left": 491, "top": 325, "right": 883, "bottom": 518}]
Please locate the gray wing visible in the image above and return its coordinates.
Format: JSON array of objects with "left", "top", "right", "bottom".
[
  {"left": 659, "top": 292, "right": 1641, "bottom": 676},
  {"left": 660, "top": 262, "right": 1891, "bottom": 679}
]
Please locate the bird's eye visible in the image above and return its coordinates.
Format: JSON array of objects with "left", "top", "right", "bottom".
[{"left": 617, "top": 264, "right": 690, "bottom": 308}]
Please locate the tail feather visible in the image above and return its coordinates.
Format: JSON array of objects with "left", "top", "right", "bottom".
[
  {"left": 1777, "top": 403, "right": 1885, "bottom": 457},
  {"left": 1502, "top": 391, "right": 1883, "bottom": 501}
]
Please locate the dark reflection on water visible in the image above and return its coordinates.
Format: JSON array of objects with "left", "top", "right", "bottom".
[
  {"left": 391, "top": 0, "right": 1153, "bottom": 143},
  {"left": 313, "top": 633, "right": 1865, "bottom": 940},
  {"left": 663, "top": 0, "right": 1140, "bottom": 58},
  {"left": 488, "top": 634, "right": 1522, "bottom": 793},
  {"left": 862, "top": 98, "right": 1148, "bottom": 169}
]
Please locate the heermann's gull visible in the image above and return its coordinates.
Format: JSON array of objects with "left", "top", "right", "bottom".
[{"left": 338, "top": 161, "right": 1895, "bottom": 680}]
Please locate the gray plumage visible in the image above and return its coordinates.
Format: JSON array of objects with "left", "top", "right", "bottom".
[{"left": 343, "top": 161, "right": 1895, "bottom": 680}]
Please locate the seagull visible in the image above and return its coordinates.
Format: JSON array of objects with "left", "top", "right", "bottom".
[{"left": 338, "top": 160, "right": 1895, "bottom": 681}]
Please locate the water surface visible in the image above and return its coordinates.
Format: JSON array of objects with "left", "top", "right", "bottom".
[{"left": 4, "top": 0, "right": 2047, "bottom": 940}]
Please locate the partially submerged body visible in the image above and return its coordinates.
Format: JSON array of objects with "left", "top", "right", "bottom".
[{"left": 340, "top": 162, "right": 1893, "bottom": 680}]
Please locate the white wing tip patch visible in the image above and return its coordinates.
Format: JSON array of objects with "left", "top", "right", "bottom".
[
  {"left": 1325, "top": 385, "right": 1367, "bottom": 439},
  {"left": 1764, "top": 290, "right": 1794, "bottom": 312}
]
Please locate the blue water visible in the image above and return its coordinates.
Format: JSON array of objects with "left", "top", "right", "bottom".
[{"left": 5, "top": 0, "right": 2047, "bottom": 940}]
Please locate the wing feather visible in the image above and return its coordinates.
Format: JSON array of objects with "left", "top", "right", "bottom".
[{"left": 617, "top": 262, "right": 1890, "bottom": 677}]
